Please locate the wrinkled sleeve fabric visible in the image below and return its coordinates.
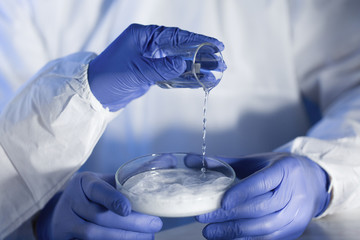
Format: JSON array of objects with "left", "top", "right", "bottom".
[
  {"left": 277, "top": 0, "right": 360, "bottom": 217},
  {"left": 0, "top": 52, "right": 117, "bottom": 238}
]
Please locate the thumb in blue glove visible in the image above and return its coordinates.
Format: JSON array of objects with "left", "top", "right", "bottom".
[
  {"left": 196, "top": 152, "right": 331, "bottom": 240},
  {"left": 88, "top": 23, "right": 225, "bottom": 111},
  {"left": 36, "top": 172, "right": 162, "bottom": 240}
]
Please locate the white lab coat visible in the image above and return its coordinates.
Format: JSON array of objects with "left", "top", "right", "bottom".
[{"left": 1, "top": 0, "right": 360, "bottom": 239}]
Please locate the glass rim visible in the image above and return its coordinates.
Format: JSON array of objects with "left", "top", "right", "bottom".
[{"left": 115, "top": 152, "right": 236, "bottom": 195}]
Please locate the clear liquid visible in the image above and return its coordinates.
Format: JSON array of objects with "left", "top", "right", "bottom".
[{"left": 201, "top": 90, "right": 209, "bottom": 173}]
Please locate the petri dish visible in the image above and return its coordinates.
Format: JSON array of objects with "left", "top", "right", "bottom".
[{"left": 115, "top": 153, "right": 235, "bottom": 217}]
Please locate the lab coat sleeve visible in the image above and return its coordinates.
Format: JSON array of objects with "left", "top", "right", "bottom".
[
  {"left": 0, "top": 52, "right": 117, "bottom": 238},
  {"left": 277, "top": 0, "right": 360, "bottom": 217},
  {"left": 276, "top": 87, "right": 360, "bottom": 217}
]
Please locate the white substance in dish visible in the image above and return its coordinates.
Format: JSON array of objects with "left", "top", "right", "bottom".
[{"left": 119, "top": 168, "right": 233, "bottom": 217}]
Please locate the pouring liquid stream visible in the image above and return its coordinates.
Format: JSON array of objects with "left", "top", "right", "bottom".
[{"left": 201, "top": 90, "right": 209, "bottom": 174}]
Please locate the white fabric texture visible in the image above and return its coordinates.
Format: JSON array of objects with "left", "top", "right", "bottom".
[
  {"left": 0, "top": 0, "right": 360, "bottom": 238},
  {"left": 0, "top": 52, "right": 117, "bottom": 238}
]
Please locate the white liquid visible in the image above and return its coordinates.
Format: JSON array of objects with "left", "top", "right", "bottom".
[{"left": 120, "top": 168, "right": 232, "bottom": 217}]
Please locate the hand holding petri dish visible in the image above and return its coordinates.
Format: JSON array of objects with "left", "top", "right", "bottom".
[
  {"left": 153, "top": 43, "right": 227, "bottom": 91},
  {"left": 115, "top": 153, "right": 235, "bottom": 217}
]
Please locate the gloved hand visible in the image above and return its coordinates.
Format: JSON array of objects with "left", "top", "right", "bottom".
[
  {"left": 88, "top": 23, "right": 224, "bottom": 111},
  {"left": 36, "top": 172, "right": 162, "bottom": 240},
  {"left": 196, "top": 152, "right": 331, "bottom": 240}
]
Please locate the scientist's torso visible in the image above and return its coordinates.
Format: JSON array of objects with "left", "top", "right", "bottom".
[{"left": 2, "top": 0, "right": 312, "bottom": 172}]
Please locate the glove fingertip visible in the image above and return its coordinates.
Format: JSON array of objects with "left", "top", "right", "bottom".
[
  {"left": 150, "top": 217, "right": 163, "bottom": 232},
  {"left": 195, "top": 214, "right": 205, "bottom": 223},
  {"left": 202, "top": 225, "right": 213, "bottom": 240},
  {"left": 217, "top": 41, "right": 225, "bottom": 51},
  {"left": 121, "top": 203, "right": 132, "bottom": 216},
  {"left": 220, "top": 191, "right": 231, "bottom": 210},
  {"left": 112, "top": 196, "right": 132, "bottom": 216},
  {"left": 206, "top": 38, "right": 225, "bottom": 52}
]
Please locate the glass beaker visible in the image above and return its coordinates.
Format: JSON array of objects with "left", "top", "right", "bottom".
[{"left": 153, "top": 42, "right": 226, "bottom": 91}]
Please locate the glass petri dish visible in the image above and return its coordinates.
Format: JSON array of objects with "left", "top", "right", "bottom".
[{"left": 115, "top": 153, "right": 235, "bottom": 217}]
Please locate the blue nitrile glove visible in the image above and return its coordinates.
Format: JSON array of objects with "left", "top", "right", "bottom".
[
  {"left": 36, "top": 172, "right": 162, "bottom": 240},
  {"left": 196, "top": 152, "right": 331, "bottom": 240},
  {"left": 88, "top": 23, "right": 224, "bottom": 111}
]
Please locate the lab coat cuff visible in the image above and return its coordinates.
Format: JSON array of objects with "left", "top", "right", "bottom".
[
  {"left": 69, "top": 52, "right": 120, "bottom": 122},
  {"left": 274, "top": 138, "right": 335, "bottom": 218}
]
